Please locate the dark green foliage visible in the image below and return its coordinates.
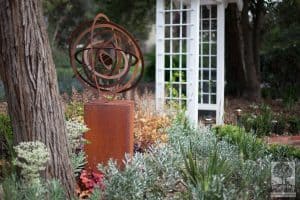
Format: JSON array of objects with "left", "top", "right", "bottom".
[
  {"left": 44, "top": 0, "right": 155, "bottom": 48},
  {"left": 240, "top": 105, "right": 273, "bottom": 137},
  {"left": 214, "top": 125, "right": 300, "bottom": 160},
  {"left": 240, "top": 113, "right": 256, "bottom": 133},
  {"left": 287, "top": 116, "right": 300, "bottom": 135},
  {"left": 143, "top": 48, "right": 155, "bottom": 82},
  {"left": 261, "top": 0, "right": 300, "bottom": 100},
  {"left": 272, "top": 115, "right": 286, "bottom": 135},
  {"left": 268, "top": 144, "right": 300, "bottom": 161},
  {"left": 0, "top": 114, "right": 13, "bottom": 159},
  {"left": 240, "top": 104, "right": 300, "bottom": 136},
  {"left": 44, "top": 0, "right": 97, "bottom": 47},
  {"left": 255, "top": 105, "right": 273, "bottom": 136},
  {"left": 95, "top": 0, "right": 155, "bottom": 41},
  {"left": 283, "top": 86, "right": 299, "bottom": 110},
  {"left": 2, "top": 174, "right": 22, "bottom": 200},
  {"left": 143, "top": 48, "right": 188, "bottom": 83}
]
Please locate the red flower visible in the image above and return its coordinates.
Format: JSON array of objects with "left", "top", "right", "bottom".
[{"left": 79, "top": 169, "right": 105, "bottom": 192}]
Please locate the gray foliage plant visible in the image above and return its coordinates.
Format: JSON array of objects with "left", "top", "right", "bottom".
[{"left": 98, "top": 115, "right": 273, "bottom": 200}]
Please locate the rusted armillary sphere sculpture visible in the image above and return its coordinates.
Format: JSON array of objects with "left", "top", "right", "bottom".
[{"left": 69, "top": 13, "right": 144, "bottom": 100}]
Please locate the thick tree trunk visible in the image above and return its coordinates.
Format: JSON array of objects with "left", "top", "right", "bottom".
[
  {"left": 0, "top": 0, "right": 75, "bottom": 198},
  {"left": 237, "top": 0, "right": 262, "bottom": 101},
  {"left": 225, "top": 4, "right": 246, "bottom": 97}
]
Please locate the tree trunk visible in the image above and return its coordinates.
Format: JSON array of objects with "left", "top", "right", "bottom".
[
  {"left": 253, "top": 0, "right": 265, "bottom": 83},
  {"left": 237, "top": 0, "right": 262, "bottom": 101},
  {"left": 0, "top": 0, "right": 75, "bottom": 198},
  {"left": 51, "top": 15, "right": 67, "bottom": 46},
  {"left": 225, "top": 4, "right": 246, "bottom": 97}
]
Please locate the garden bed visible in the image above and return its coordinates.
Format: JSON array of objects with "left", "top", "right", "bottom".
[
  {"left": 1, "top": 92, "right": 300, "bottom": 199},
  {"left": 224, "top": 96, "right": 300, "bottom": 125}
]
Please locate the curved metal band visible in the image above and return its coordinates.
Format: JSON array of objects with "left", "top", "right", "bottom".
[{"left": 69, "top": 14, "right": 144, "bottom": 97}]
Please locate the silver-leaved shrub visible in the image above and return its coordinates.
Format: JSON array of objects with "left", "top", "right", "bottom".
[
  {"left": 13, "top": 141, "right": 50, "bottom": 185},
  {"left": 99, "top": 114, "right": 273, "bottom": 200}
]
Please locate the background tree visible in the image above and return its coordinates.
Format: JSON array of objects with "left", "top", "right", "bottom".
[
  {"left": 44, "top": 0, "right": 155, "bottom": 48},
  {"left": 226, "top": 0, "right": 271, "bottom": 100},
  {"left": 226, "top": 0, "right": 299, "bottom": 101},
  {"left": 0, "top": 0, "right": 75, "bottom": 198},
  {"left": 261, "top": 0, "right": 300, "bottom": 103}
]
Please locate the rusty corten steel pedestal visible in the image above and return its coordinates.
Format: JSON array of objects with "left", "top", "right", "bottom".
[{"left": 84, "top": 100, "right": 134, "bottom": 171}]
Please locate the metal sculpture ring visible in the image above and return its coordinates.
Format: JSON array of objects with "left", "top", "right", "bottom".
[{"left": 69, "top": 13, "right": 144, "bottom": 99}]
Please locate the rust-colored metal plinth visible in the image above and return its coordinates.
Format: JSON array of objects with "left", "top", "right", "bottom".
[{"left": 84, "top": 100, "right": 134, "bottom": 170}]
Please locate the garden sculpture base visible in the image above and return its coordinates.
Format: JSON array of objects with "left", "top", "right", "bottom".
[{"left": 84, "top": 100, "right": 134, "bottom": 171}]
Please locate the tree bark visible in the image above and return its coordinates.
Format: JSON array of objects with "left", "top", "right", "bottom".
[
  {"left": 225, "top": 4, "right": 246, "bottom": 97},
  {"left": 0, "top": 0, "right": 75, "bottom": 198},
  {"left": 235, "top": 0, "right": 262, "bottom": 101}
]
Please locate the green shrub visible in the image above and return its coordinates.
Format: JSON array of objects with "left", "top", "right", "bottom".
[
  {"left": 2, "top": 141, "right": 67, "bottom": 199},
  {"left": 2, "top": 174, "right": 66, "bottom": 200},
  {"left": 273, "top": 115, "right": 286, "bottom": 135},
  {"left": 181, "top": 144, "right": 238, "bottom": 199},
  {"left": 283, "top": 85, "right": 298, "bottom": 110},
  {"left": 66, "top": 120, "right": 89, "bottom": 177},
  {"left": 214, "top": 125, "right": 267, "bottom": 160},
  {"left": 88, "top": 187, "right": 102, "bottom": 200},
  {"left": 255, "top": 105, "right": 273, "bottom": 136},
  {"left": 268, "top": 144, "right": 300, "bottom": 160},
  {"left": 65, "top": 101, "right": 84, "bottom": 121},
  {"left": 46, "top": 179, "right": 66, "bottom": 200},
  {"left": 287, "top": 116, "right": 300, "bottom": 135},
  {"left": 214, "top": 125, "right": 300, "bottom": 160},
  {"left": 240, "top": 113, "right": 256, "bottom": 133},
  {"left": 240, "top": 105, "right": 274, "bottom": 137}
]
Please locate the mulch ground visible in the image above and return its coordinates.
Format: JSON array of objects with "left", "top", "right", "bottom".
[{"left": 224, "top": 96, "right": 300, "bottom": 124}]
